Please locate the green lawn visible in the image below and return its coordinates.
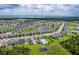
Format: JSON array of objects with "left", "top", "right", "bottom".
[
  {"left": 67, "top": 22, "right": 77, "bottom": 29},
  {"left": 30, "top": 43, "right": 70, "bottom": 55},
  {"left": 20, "top": 25, "right": 44, "bottom": 34},
  {"left": 47, "top": 43, "right": 71, "bottom": 55},
  {"left": 25, "top": 36, "right": 70, "bottom": 55},
  {"left": 0, "top": 40, "right": 71, "bottom": 55},
  {"left": 20, "top": 43, "right": 70, "bottom": 55},
  {"left": 44, "top": 36, "right": 54, "bottom": 43},
  {"left": 20, "top": 24, "right": 55, "bottom": 34},
  {"left": 0, "top": 26, "right": 14, "bottom": 34},
  {"left": 43, "top": 36, "right": 70, "bottom": 55}
]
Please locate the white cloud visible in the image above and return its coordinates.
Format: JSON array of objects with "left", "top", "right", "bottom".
[{"left": 0, "top": 4, "right": 78, "bottom": 16}]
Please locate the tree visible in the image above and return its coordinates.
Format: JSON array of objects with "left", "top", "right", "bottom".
[
  {"left": 60, "top": 35, "right": 79, "bottom": 55},
  {"left": 0, "top": 45, "right": 31, "bottom": 55}
]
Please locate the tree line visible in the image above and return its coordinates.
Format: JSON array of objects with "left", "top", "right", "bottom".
[
  {"left": 0, "top": 44, "right": 31, "bottom": 55},
  {"left": 60, "top": 35, "right": 79, "bottom": 55}
]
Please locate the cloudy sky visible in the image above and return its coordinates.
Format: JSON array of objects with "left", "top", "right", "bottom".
[{"left": 0, "top": 4, "right": 79, "bottom": 17}]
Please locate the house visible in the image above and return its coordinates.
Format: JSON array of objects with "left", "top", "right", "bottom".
[
  {"left": 40, "top": 39, "right": 48, "bottom": 45},
  {"left": 32, "top": 39, "right": 37, "bottom": 44},
  {"left": 75, "top": 27, "right": 79, "bottom": 30},
  {"left": 71, "top": 30, "right": 79, "bottom": 34},
  {"left": 51, "top": 33, "right": 64, "bottom": 39}
]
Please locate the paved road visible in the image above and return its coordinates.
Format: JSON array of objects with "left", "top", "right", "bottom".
[{"left": 0, "top": 22, "right": 65, "bottom": 46}]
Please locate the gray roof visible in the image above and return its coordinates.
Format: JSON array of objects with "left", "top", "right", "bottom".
[{"left": 51, "top": 33, "right": 63, "bottom": 39}]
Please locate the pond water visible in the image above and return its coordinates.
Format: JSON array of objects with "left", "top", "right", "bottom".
[{"left": 39, "top": 48, "right": 48, "bottom": 52}]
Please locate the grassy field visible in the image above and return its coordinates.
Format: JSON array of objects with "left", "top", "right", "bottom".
[
  {"left": 15, "top": 43, "right": 70, "bottom": 55},
  {"left": 30, "top": 43, "right": 70, "bottom": 55},
  {"left": 44, "top": 36, "right": 71, "bottom": 55},
  {"left": 47, "top": 43, "right": 71, "bottom": 55},
  {"left": 0, "top": 35, "right": 71, "bottom": 55}
]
